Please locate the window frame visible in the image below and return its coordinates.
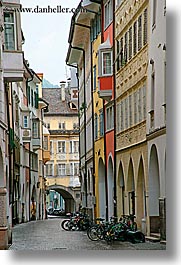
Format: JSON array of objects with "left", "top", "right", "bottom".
[
  {"left": 3, "top": 11, "right": 16, "bottom": 51},
  {"left": 101, "top": 50, "right": 113, "bottom": 76},
  {"left": 57, "top": 141, "right": 66, "bottom": 154}
]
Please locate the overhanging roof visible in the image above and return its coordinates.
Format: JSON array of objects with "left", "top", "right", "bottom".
[{"left": 66, "top": 0, "right": 101, "bottom": 65}]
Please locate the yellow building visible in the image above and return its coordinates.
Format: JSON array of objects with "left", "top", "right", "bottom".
[
  {"left": 42, "top": 79, "right": 81, "bottom": 213},
  {"left": 92, "top": 32, "right": 106, "bottom": 219},
  {"left": 115, "top": 0, "right": 149, "bottom": 231}
]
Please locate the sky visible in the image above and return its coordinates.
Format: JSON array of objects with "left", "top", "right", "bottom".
[{"left": 20, "top": 0, "right": 80, "bottom": 86}]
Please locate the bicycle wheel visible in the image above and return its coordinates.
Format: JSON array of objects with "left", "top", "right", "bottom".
[
  {"left": 87, "top": 226, "right": 100, "bottom": 241},
  {"left": 61, "top": 219, "right": 71, "bottom": 231},
  {"left": 96, "top": 226, "right": 105, "bottom": 240}
]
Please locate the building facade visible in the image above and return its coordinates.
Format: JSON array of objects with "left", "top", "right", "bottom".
[
  {"left": 43, "top": 74, "right": 81, "bottom": 213},
  {"left": 115, "top": 0, "right": 149, "bottom": 230},
  {"left": 146, "top": 0, "right": 166, "bottom": 240}
]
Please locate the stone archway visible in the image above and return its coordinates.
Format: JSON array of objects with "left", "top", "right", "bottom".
[
  {"left": 31, "top": 185, "right": 37, "bottom": 220},
  {"left": 127, "top": 158, "right": 135, "bottom": 216},
  {"left": 117, "top": 160, "right": 125, "bottom": 217},
  {"left": 149, "top": 144, "right": 160, "bottom": 233},
  {"left": 98, "top": 158, "right": 106, "bottom": 219},
  {"left": 108, "top": 155, "right": 114, "bottom": 218},
  {"left": 47, "top": 185, "right": 76, "bottom": 213},
  {"left": 136, "top": 156, "right": 146, "bottom": 229}
]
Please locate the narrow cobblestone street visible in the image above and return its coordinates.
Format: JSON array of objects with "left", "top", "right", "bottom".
[{"left": 9, "top": 218, "right": 166, "bottom": 251}]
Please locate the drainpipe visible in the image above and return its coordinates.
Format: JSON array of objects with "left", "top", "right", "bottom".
[{"left": 100, "top": 0, "right": 109, "bottom": 221}]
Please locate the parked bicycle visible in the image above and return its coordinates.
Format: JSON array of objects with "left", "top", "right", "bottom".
[
  {"left": 87, "top": 215, "right": 145, "bottom": 244},
  {"left": 61, "top": 212, "right": 92, "bottom": 231}
]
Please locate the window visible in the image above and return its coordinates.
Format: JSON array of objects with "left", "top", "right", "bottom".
[
  {"left": 73, "top": 123, "right": 79, "bottom": 129},
  {"left": 134, "top": 91, "right": 137, "bottom": 124},
  {"left": 99, "top": 110, "right": 104, "bottom": 137},
  {"left": 23, "top": 116, "right": 28, "bottom": 128},
  {"left": 129, "top": 27, "right": 132, "bottom": 60},
  {"left": 129, "top": 95, "right": 133, "bottom": 127},
  {"left": 15, "top": 101, "right": 19, "bottom": 125},
  {"left": 32, "top": 120, "right": 39, "bottom": 138},
  {"left": 59, "top": 122, "right": 65, "bottom": 129},
  {"left": 74, "top": 163, "right": 79, "bottom": 175},
  {"left": 138, "top": 88, "right": 142, "bottom": 122},
  {"left": 143, "top": 9, "right": 148, "bottom": 45},
  {"left": 138, "top": 15, "right": 142, "bottom": 51},
  {"left": 104, "top": 0, "right": 113, "bottom": 29},
  {"left": 124, "top": 32, "right": 128, "bottom": 63},
  {"left": 106, "top": 105, "right": 114, "bottom": 131},
  {"left": 116, "top": 40, "right": 120, "bottom": 71},
  {"left": 102, "top": 51, "right": 112, "bottom": 75},
  {"left": 46, "top": 164, "right": 53, "bottom": 176},
  {"left": 125, "top": 97, "right": 128, "bottom": 129},
  {"left": 58, "top": 164, "right": 66, "bottom": 176},
  {"left": 94, "top": 114, "right": 98, "bottom": 140},
  {"left": 133, "top": 21, "right": 137, "bottom": 55},
  {"left": 47, "top": 123, "right": 50, "bottom": 129},
  {"left": 31, "top": 89, "right": 34, "bottom": 107},
  {"left": 50, "top": 141, "right": 53, "bottom": 155},
  {"left": 142, "top": 86, "right": 146, "bottom": 120},
  {"left": 70, "top": 141, "right": 79, "bottom": 153},
  {"left": 43, "top": 136, "right": 48, "bottom": 150},
  {"left": 4, "top": 12, "right": 16, "bottom": 50},
  {"left": 120, "top": 101, "right": 124, "bottom": 131},
  {"left": 93, "top": 65, "right": 96, "bottom": 90},
  {"left": 58, "top": 141, "right": 65, "bottom": 153}
]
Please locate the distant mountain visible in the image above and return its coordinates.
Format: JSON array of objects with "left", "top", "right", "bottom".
[{"left": 42, "top": 79, "right": 59, "bottom": 88}]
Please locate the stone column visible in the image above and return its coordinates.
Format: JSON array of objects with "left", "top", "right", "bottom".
[
  {"left": 159, "top": 197, "right": 166, "bottom": 241},
  {"left": 0, "top": 188, "right": 8, "bottom": 249}
]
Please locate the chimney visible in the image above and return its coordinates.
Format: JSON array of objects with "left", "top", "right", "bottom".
[{"left": 60, "top": 81, "right": 66, "bottom": 101}]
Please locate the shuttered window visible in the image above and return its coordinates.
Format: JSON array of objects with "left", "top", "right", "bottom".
[
  {"left": 143, "top": 9, "right": 148, "bottom": 45},
  {"left": 129, "top": 27, "right": 132, "bottom": 60},
  {"left": 133, "top": 21, "right": 137, "bottom": 55}
]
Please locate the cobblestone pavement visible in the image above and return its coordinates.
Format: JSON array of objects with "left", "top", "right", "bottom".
[{"left": 9, "top": 218, "right": 166, "bottom": 251}]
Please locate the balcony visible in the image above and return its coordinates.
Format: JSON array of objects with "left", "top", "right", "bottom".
[
  {"left": 32, "top": 138, "right": 41, "bottom": 151},
  {"left": 22, "top": 128, "right": 31, "bottom": 142},
  {"left": 3, "top": 51, "right": 24, "bottom": 82},
  {"left": 98, "top": 76, "right": 113, "bottom": 101}
]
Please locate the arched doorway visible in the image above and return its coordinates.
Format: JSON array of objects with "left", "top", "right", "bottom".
[
  {"left": 149, "top": 144, "right": 160, "bottom": 233},
  {"left": 98, "top": 158, "right": 106, "bottom": 219},
  {"left": 127, "top": 158, "right": 135, "bottom": 216},
  {"left": 108, "top": 156, "right": 114, "bottom": 218},
  {"left": 117, "top": 161, "right": 125, "bottom": 216},
  {"left": 31, "top": 185, "right": 37, "bottom": 220},
  {"left": 136, "top": 156, "right": 146, "bottom": 229}
]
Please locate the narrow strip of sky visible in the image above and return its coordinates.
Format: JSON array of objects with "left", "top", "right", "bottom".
[{"left": 20, "top": 0, "right": 80, "bottom": 85}]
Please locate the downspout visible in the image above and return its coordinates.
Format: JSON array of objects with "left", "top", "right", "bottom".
[
  {"left": 100, "top": 0, "right": 109, "bottom": 221},
  {"left": 112, "top": 0, "right": 117, "bottom": 218}
]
